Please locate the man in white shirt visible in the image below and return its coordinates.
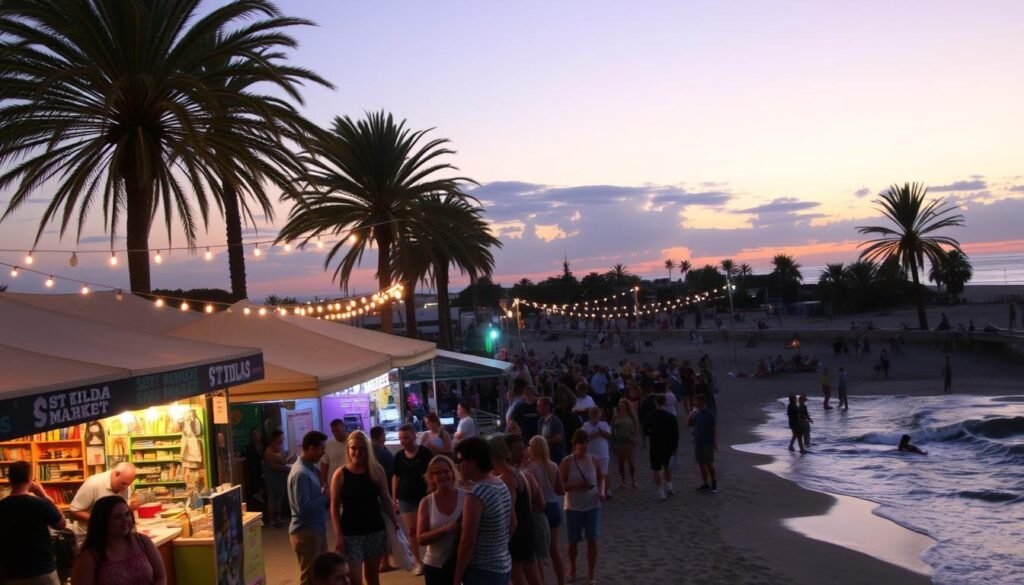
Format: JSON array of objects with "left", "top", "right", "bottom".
[
  {"left": 572, "top": 382, "right": 597, "bottom": 416},
  {"left": 319, "top": 419, "right": 348, "bottom": 488},
  {"left": 589, "top": 367, "right": 609, "bottom": 408},
  {"left": 453, "top": 401, "right": 478, "bottom": 445},
  {"left": 68, "top": 462, "right": 136, "bottom": 544}
]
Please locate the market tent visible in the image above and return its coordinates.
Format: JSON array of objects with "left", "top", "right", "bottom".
[
  {"left": 170, "top": 301, "right": 393, "bottom": 402},
  {"left": 0, "top": 295, "right": 264, "bottom": 441},
  {"left": 1, "top": 290, "right": 199, "bottom": 333},
  {"left": 288, "top": 317, "right": 436, "bottom": 367},
  {"left": 399, "top": 349, "right": 511, "bottom": 383}
]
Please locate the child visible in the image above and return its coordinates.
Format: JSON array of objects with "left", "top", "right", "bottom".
[{"left": 313, "top": 552, "right": 351, "bottom": 585}]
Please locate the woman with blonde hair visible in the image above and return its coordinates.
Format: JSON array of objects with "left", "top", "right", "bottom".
[
  {"left": 416, "top": 456, "right": 464, "bottom": 585},
  {"left": 525, "top": 436, "right": 566, "bottom": 585},
  {"left": 611, "top": 400, "right": 638, "bottom": 489},
  {"left": 330, "top": 430, "right": 400, "bottom": 585}
]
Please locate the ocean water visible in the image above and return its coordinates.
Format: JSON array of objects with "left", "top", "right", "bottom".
[{"left": 741, "top": 394, "right": 1024, "bottom": 585}]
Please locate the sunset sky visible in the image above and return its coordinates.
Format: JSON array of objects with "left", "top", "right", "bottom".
[{"left": 1, "top": 0, "right": 1022, "bottom": 298}]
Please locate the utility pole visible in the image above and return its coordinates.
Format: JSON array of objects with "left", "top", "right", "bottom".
[{"left": 726, "top": 273, "right": 738, "bottom": 364}]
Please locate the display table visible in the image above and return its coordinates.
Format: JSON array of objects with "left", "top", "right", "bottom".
[{"left": 173, "top": 511, "right": 264, "bottom": 585}]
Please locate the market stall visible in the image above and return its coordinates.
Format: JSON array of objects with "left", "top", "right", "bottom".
[{"left": 0, "top": 295, "right": 267, "bottom": 584}]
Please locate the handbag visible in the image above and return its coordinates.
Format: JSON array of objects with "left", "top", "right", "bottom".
[{"left": 386, "top": 517, "right": 416, "bottom": 571}]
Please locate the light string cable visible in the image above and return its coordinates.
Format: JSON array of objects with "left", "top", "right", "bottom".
[{"left": 514, "top": 284, "right": 733, "bottom": 319}]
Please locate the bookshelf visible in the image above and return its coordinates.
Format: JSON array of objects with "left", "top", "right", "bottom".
[
  {"left": 130, "top": 433, "right": 188, "bottom": 501},
  {"left": 31, "top": 427, "right": 87, "bottom": 509}
]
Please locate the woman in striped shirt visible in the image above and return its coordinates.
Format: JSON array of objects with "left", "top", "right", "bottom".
[{"left": 453, "top": 437, "right": 513, "bottom": 585}]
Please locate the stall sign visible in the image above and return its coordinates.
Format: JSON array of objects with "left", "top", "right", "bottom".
[{"left": 0, "top": 354, "right": 264, "bottom": 441}]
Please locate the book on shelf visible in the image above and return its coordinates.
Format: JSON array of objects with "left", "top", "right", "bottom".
[
  {"left": 0, "top": 447, "right": 30, "bottom": 461},
  {"left": 33, "top": 426, "right": 82, "bottom": 442},
  {"left": 42, "top": 486, "right": 77, "bottom": 506},
  {"left": 37, "top": 463, "right": 84, "bottom": 482}
]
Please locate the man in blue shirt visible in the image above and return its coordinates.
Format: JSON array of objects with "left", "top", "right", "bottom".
[
  {"left": 288, "top": 430, "right": 329, "bottom": 585},
  {"left": 687, "top": 394, "right": 718, "bottom": 493}
]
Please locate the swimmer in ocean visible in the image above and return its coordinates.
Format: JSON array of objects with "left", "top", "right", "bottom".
[{"left": 897, "top": 434, "right": 927, "bottom": 455}]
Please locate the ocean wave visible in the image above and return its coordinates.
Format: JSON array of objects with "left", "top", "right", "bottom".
[
  {"left": 964, "top": 416, "right": 1024, "bottom": 439},
  {"left": 955, "top": 490, "right": 1019, "bottom": 503}
]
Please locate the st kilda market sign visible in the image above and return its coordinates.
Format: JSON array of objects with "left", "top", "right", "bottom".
[{"left": 0, "top": 353, "right": 264, "bottom": 441}]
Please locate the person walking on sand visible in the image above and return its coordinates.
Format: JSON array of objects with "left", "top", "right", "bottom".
[
  {"left": 798, "top": 395, "right": 813, "bottom": 448},
  {"left": 559, "top": 430, "right": 604, "bottom": 585},
  {"left": 820, "top": 367, "right": 833, "bottom": 410},
  {"left": 786, "top": 395, "right": 806, "bottom": 453},
  {"left": 942, "top": 356, "right": 953, "bottom": 393},
  {"left": 643, "top": 394, "right": 680, "bottom": 500},
  {"left": 611, "top": 400, "right": 638, "bottom": 489},
  {"left": 837, "top": 367, "right": 849, "bottom": 410},
  {"left": 687, "top": 395, "right": 718, "bottom": 493}
]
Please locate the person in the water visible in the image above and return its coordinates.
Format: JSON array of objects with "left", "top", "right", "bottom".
[{"left": 897, "top": 434, "right": 927, "bottom": 455}]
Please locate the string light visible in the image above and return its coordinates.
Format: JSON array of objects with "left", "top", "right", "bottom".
[
  {"left": 204, "top": 247, "right": 213, "bottom": 261},
  {"left": 180, "top": 301, "right": 190, "bottom": 311},
  {"left": 243, "top": 307, "right": 251, "bottom": 315},
  {"left": 155, "top": 298, "right": 165, "bottom": 307},
  {"left": 253, "top": 245, "right": 261, "bottom": 257},
  {"left": 283, "top": 242, "right": 292, "bottom": 252},
  {"left": 258, "top": 307, "right": 267, "bottom": 316},
  {"left": 109, "top": 253, "right": 118, "bottom": 266},
  {"left": 115, "top": 290, "right": 123, "bottom": 301},
  {"left": 316, "top": 238, "right": 324, "bottom": 249},
  {"left": 9, "top": 266, "right": 18, "bottom": 277},
  {"left": 24, "top": 252, "right": 33, "bottom": 265},
  {"left": 69, "top": 252, "right": 78, "bottom": 267},
  {"left": 204, "top": 304, "right": 214, "bottom": 314},
  {"left": 45, "top": 276, "right": 54, "bottom": 288},
  {"left": 349, "top": 234, "right": 359, "bottom": 244},
  {"left": 80, "top": 284, "right": 90, "bottom": 295},
  {"left": 154, "top": 250, "right": 162, "bottom": 264}
]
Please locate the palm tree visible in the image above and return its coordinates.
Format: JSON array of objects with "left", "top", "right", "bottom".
[
  {"left": 393, "top": 194, "right": 500, "bottom": 347},
  {"left": 929, "top": 249, "right": 973, "bottom": 302},
  {"left": 198, "top": 34, "right": 331, "bottom": 300},
  {"left": 665, "top": 259, "right": 675, "bottom": 281},
  {"left": 770, "top": 254, "right": 803, "bottom": 304},
  {"left": 857, "top": 182, "right": 965, "bottom": 330},
  {"left": 275, "top": 111, "right": 475, "bottom": 333},
  {"left": 818, "top": 263, "right": 847, "bottom": 315},
  {"left": 720, "top": 258, "right": 736, "bottom": 280},
  {"left": 607, "top": 264, "right": 633, "bottom": 289},
  {"left": 678, "top": 260, "right": 692, "bottom": 281},
  {"left": 0, "top": 0, "right": 320, "bottom": 294},
  {"left": 738, "top": 263, "right": 753, "bottom": 281}
]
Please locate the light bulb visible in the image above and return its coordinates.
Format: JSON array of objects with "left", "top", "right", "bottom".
[
  {"left": 316, "top": 238, "right": 324, "bottom": 249},
  {"left": 204, "top": 247, "right": 212, "bottom": 261},
  {"left": 109, "top": 253, "right": 118, "bottom": 266},
  {"left": 115, "top": 290, "right": 123, "bottom": 301},
  {"left": 180, "top": 301, "right": 190, "bottom": 311},
  {"left": 24, "top": 252, "right": 33, "bottom": 265},
  {"left": 9, "top": 267, "right": 17, "bottom": 277},
  {"left": 154, "top": 250, "right": 162, "bottom": 264},
  {"left": 349, "top": 234, "right": 359, "bottom": 244},
  {"left": 258, "top": 307, "right": 267, "bottom": 316},
  {"left": 243, "top": 307, "right": 251, "bottom": 315},
  {"left": 69, "top": 252, "right": 78, "bottom": 267},
  {"left": 283, "top": 242, "right": 291, "bottom": 252},
  {"left": 204, "top": 304, "right": 214, "bottom": 314},
  {"left": 80, "top": 284, "right": 90, "bottom": 295},
  {"left": 253, "top": 245, "right": 261, "bottom": 257},
  {"left": 45, "top": 276, "right": 54, "bottom": 288},
  {"left": 317, "top": 306, "right": 323, "bottom": 313},
  {"left": 155, "top": 298, "right": 165, "bottom": 307}
]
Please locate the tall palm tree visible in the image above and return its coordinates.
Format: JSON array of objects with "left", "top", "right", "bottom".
[
  {"left": 664, "top": 259, "right": 675, "bottom": 281},
  {"left": 720, "top": 258, "right": 736, "bottom": 280},
  {"left": 607, "top": 264, "right": 633, "bottom": 289},
  {"left": 678, "top": 259, "right": 693, "bottom": 287},
  {"left": 738, "top": 263, "right": 753, "bottom": 281},
  {"left": 929, "top": 249, "right": 973, "bottom": 302},
  {"left": 770, "top": 254, "right": 803, "bottom": 304},
  {"left": 276, "top": 111, "right": 474, "bottom": 333},
  {"left": 198, "top": 35, "right": 331, "bottom": 300},
  {"left": 0, "top": 0, "right": 319, "bottom": 294},
  {"left": 392, "top": 194, "right": 500, "bottom": 347},
  {"left": 857, "top": 182, "right": 965, "bottom": 330}
]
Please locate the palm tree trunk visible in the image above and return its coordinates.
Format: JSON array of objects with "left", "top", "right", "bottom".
[
  {"left": 223, "top": 185, "right": 247, "bottom": 300},
  {"left": 404, "top": 282, "right": 418, "bottom": 339},
  {"left": 125, "top": 175, "right": 153, "bottom": 295},
  {"left": 376, "top": 233, "right": 393, "bottom": 333},
  {"left": 910, "top": 262, "right": 929, "bottom": 330},
  {"left": 436, "top": 264, "right": 452, "bottom": 350}
]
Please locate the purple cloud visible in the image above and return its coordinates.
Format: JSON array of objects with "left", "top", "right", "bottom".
[
  {"left": 854, "top": 187, "right": 871, "bottom": 198},
  {"left": 733, "top": 197, "right": 821, "bottom": 215},
  {"left": 930, "top": 179, "right": 987, "bottom": 192}
]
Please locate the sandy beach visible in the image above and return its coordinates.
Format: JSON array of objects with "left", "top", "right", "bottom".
[{"left": 262, "top": 302, "right": 1023, "bottom": 585}]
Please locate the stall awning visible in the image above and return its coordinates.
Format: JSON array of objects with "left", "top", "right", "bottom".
[
  {"left": 0, "top": 295, "right": 264, "bottom": 441},
  {"left": 1, "top": 290, "right": 199, "bottom": 333},
  {"left": 400, "top": 349, "right": 512, "bottom": 383},
  {"left": 170, "top": 301, "right": 393, "bottom": 402},
  {"left": 288, "top": 318, "right": 436, "bottom": 367}
]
